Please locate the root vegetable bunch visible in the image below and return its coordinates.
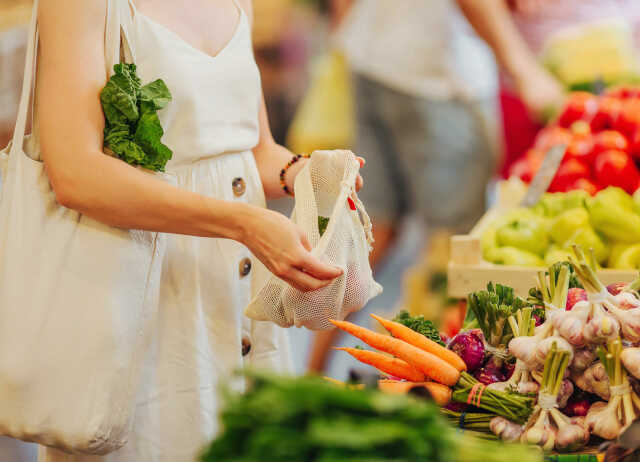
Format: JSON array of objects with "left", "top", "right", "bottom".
[
  {"left": 573, "top": 360, "right": 610, "bottom": 400},
  {"left": 487, "top": 308, "right": 539, "bottom": 395},
  {"left": 509, "top": 267, "right": 573, "bottom": 370},
  {"left": 569, "top": 247, "right": 624, "bottom": 343},
  {"left": 586, "top": 339, "right": 640, "bottom": 440},
  {"left": 520, "top": 342, "right": 589, "bottom": 453}
]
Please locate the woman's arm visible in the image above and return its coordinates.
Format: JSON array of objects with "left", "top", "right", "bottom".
[
  {"left": 456, "top": 0, "right": 564, "bottom": 118},
  {"left": 36, "top": 0, "right": 341, "bottom": 291}
]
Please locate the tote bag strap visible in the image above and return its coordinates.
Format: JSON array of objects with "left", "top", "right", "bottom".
[
  {"left": 10, "top": 0, "right": 38, "bottom": 155},
  {"left": 10, "top": 0, "right": 135, "bottom": 157}
]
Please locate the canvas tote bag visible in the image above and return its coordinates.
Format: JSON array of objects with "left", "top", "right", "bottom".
[{"left": 0, "top": 0, "right": 170, "bottom": 454}]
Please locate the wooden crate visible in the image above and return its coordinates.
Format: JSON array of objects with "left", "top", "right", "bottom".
[{"left": 447, "top": 180, "right": 637, "bottom": 298}]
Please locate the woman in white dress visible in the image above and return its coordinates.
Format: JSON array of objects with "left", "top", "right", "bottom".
[{"left": 35, "top": 0, "right": 362, "bottom": 460}]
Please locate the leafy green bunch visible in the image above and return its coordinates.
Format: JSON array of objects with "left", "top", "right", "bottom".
[
  {"left": 100, "top": 63, "right": 173, "bottom": 172},
  {"left": 201, "top": 371, "right": 540, "bottom": 462}
]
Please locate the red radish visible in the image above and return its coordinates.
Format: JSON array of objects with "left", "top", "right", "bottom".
[
  {"left": 563, "top": 399, "right": 591, "bottom": 417},
  {"left": 593, "top": 149, "right": 640, "bottom": 194},
  {"left": 591, "top": 130, "right": 629, "bottom": 157},
  {"left": 566, "top": 288, "right": 588, "bottom": 311},
  {"left": 591, "top": 96, "right": 621, "bottom": 131},
  {"left": 607, "top": 282, "right": 627, "bottom": 296},
  {"left": 548, "top": 158, "right": 590, "bottom": 192},
  {"left": 558, "top": 92, "right": 598, "bottom": 128}
]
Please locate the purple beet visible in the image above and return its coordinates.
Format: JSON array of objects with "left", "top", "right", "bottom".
[
  {"left": 448, "top": 330, "right": 485, "bottom": 372},
  {"left": 504, "top": 361, "right": 516, "bottom": 380},
  {"left": 563, "top": 398, "right": 590, "bottom": 417},
  {"left": 474, "top": 366, "right": 506, "bottom": 385}
]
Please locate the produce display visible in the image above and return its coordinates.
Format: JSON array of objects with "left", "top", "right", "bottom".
[
  {"left": 333, "top": 247, "right": 640, "bottom": 455},
  {"left": 201, "top": 371, "right": 540, "bottom": 462},
  {"left": 509, "top": 89, "right": 640, "bottom": 195},
  {"left": 481, "top": 186, "right": 640, "bottom": 268}
]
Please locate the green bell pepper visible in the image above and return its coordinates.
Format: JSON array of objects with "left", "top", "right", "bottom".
[
  {"left": 544, "top": 246, "right": 574, "bottom": 266},
  {"left": 564, "top": 227, "right": 609, "bottom": 264},
  {"left": 496, "top": 216, "right": 549, "bottom": 256},
  {"left": 485, "top": 246, "right": 544, "bottom": 267},
  {"left": 533, "top": 190, "right": 589, "bottom": 217},
  {"left": 610, "top": 243, "right": 640, "bottom": 269},
  {"left": 549, "top": 208, "right": 590, "bottom": 245},
  {"left": 588, "top": 187, "right": 640, "bottom": 243}
]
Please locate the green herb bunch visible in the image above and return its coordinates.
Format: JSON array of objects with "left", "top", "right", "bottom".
[
  {"left": 201, "top": 371, "right": 540, "bottom": 462},
  {"left": 393, "top": 310, "right": 444, "bottom": 346},
  {"left": 100, "top": 63, "right": 173, "bottom": 172}
]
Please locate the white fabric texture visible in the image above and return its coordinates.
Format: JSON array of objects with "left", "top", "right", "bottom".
[
  {"left": 335, "top": 0, "right": 497, "bottom": 101},
  {"left": 0, "top": 0, "right": 169, "bottom": 455},
  {"left": 246, "top": 150, "right": 382, "bottom": 330},
  {"left": 29, "top": 0, "right": 293, "bottom": 461}
]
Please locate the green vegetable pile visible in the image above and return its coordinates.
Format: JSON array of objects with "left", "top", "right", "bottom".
[
  {"left": 100, "top": 63, "right": 173, "bottom": 172},
  {"left": 201, "top": 371, "right": 540, "bottom": 462},
  {"left": 482, "top": 187, "right": 640, "bottom": 269},
  {"left": 393, "top": 310, "right": 444, "bottom": 346}
]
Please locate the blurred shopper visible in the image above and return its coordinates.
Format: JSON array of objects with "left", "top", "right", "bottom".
[
  {"left": 457, "top": 0, "right": 640, "bottom": 175},
  {"left": 308, "top": 0, "right": 499, "bottom": 372}
]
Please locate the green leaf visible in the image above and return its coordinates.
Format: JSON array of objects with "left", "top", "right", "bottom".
[{"left": 100, "top": 63, "right": 173, "bottom": 172}]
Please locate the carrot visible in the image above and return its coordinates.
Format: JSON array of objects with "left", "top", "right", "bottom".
[
  {"left": 329, "top": 319, "right": 460, "bottom": 386},
  {"left": 370, "top": 313, "right": 467, "bottom": 372},
  {"left": 378, "top": 380, "right": 452, "bottom": 405},
  {"left": 334, "top": 347, "right": 425, "bottom": 382}
]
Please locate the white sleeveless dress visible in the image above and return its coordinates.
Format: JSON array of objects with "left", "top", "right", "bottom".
[{"left": 39, "top": 1, "right": 292, "bottom": 461}]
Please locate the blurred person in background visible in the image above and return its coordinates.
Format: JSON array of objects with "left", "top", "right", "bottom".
[
  {"left": 308, "top": 0, "right": 499, "bottom": 372},
  {"left": 457, "top": 0, "right": 640, "bottom": 176}
]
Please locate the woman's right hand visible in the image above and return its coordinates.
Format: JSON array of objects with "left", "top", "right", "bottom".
[{"left": 238, "top": 207, "right": 343, "bottom": 292}]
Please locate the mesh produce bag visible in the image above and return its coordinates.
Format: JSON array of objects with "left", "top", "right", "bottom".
[{"left": 246, "top": 150, "right": 382, "bottom": 330}]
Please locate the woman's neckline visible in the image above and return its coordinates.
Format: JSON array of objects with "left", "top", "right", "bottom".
[{"left": 133, "top": 2, "right": 244, "bottom": 61}]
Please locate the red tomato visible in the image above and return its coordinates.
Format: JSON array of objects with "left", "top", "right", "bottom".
[
  {"left": 615, "top": 99, "right": 640, "bottom": 137},
  {"left": 548, "top": 158, "right": 590, "bottom": 192},
  {"left": 566, "top": 135, "right": 594, "bottom": 164},
  {"left": 591, "top": 130, "right": 629, "bottom": 159},
  {"left": 564, "top": 178, "right": 599, "bottom": 195},
  {"left": 590, "top": 96, "right": 622, "bottom": 132},
  {"left": 628, "top": 129, "right": 640, "bottom": 160},
  {"left": 594, "top": 149, "right": 640, "bottom": 194},
  {"left": 558, "top": 92, "right": 598, "bottom": 128},
  {"left": 534, "top": 126, "right": 573, "bottom": 151}
]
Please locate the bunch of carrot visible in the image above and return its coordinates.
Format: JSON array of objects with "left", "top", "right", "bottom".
[{"left": 331, "top": 314, "right": 467, "bottom": 405}]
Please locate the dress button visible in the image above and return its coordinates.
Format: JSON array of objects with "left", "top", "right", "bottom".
[
  {"left": 241, "top": 337, "right": 252, "bottom": 357},
  {"left": 232, "top": 177, "right": 246, "bottom": 197},
  {"left": 239, "top": 257, "right": 252, "bottom": 277}
]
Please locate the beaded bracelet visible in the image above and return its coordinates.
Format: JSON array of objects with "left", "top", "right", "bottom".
[{"left": 280, "top": 153, "right": 309, "bottom": 196}]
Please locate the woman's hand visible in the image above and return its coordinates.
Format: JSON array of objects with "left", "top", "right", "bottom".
[
  {"left": 515, "top": 66, "right": 565, "bottom": 121},
  {"left": 238, "top": 206, "right": 343, "bottom": 291}
]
